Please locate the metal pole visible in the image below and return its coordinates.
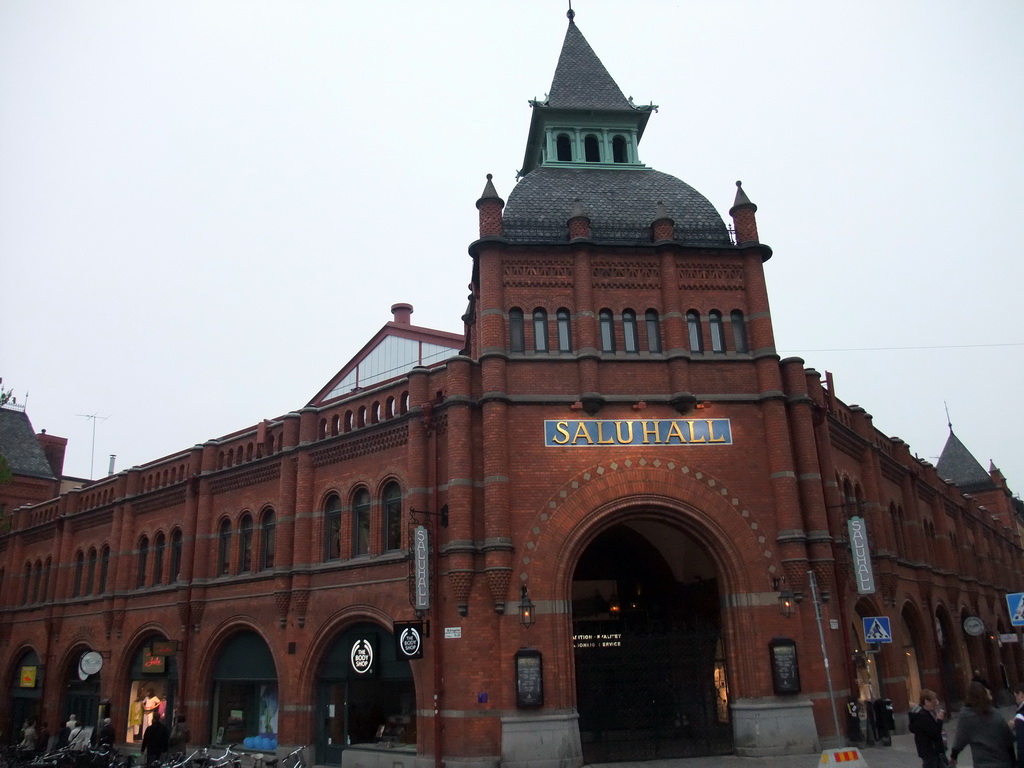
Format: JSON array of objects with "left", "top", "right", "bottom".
[{"left": 809, "top": 569, "right": 843, "bottom": 747}]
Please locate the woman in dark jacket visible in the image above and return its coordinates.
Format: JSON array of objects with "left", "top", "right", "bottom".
[{"left": 950, "top": 680, "right": 1015, "bottom": 768}]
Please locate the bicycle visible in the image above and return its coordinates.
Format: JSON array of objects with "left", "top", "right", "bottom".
[
  {"left": 191, "top": 746, "right": 240, "bottom": 768},
  {"left": 263, "top": 746, "right": 307, "bottom": 768}
]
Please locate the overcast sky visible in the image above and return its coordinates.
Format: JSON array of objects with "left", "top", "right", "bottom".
[{"left": 2, "top": 1, "right": 1022, "bottom": 492}]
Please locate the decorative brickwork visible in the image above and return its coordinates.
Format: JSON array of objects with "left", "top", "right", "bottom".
[
  {"left": 502, "top": 259, "right": 574, "bottom": 288},
  {"left": 677, "top": 262, "right": 745, "bottom": 291},
  {"left": 209, "top": 463, "right": 281, "bottom": 495},
  {"left": 131, "top": 488, "right": 187, "bottom": 515},
  {"left": 591, "top": 258, "right": 661, "bottom": 289},
  {"left": 310, "top": 424, "right": 409, "bottom": 468},
  {"left": 485, "top": 567, "right": 512, "bottom": 613}
]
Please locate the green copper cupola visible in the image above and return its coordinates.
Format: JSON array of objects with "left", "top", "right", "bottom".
[{"left": 519, "top": 15, "right": 657, "bottom": 177}]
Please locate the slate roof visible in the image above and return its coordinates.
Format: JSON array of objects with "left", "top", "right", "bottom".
[
  {"left": 935, "top": 430, "right": 995, "bottom": 492},
  {"left": 545, "top": 20, "right": 632, "bottom": 111},
  {"left": 503, "top": 167, "right": 731, "bottom": 245},
  {"left": 0, "top": 407, "right": 56, "bottom": 480}
]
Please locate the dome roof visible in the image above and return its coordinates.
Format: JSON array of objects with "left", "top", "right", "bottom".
[{"left": 503, "top": 166, "right": 731, "bottom": 245}]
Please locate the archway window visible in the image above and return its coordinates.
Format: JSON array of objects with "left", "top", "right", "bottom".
[
  {"left": 556, "top": 133, "right": 572, "bottom": 161},
  {"left": 599, "top": 309, "right": 615, "bottom": 353},
  {"left": 99, "top": 547, "right": 110, "bottom": 592},
  {"left": 32, "top": 560, "right": 42, "bottom": 603},
  {"left": 533, "top": 308, "right": 549, "bottom": 352},
  {"left": 136, "top": 537, "right": 149, "bottom": 589},
  {"left": 218, "top": 519, "right": 232, "bottom": 576},
  {"left": 623, "top": 310, "right": 639, "bottom": 353},
  {"left": 324, "top": 494, "right": 342, "bottom": 561},
  {"left": 584, "top": 134, "right": 600, "bottom": 162},
  {"left": 345, "top": 411, "right": 354, "bottom": 432},
  {"left": 353, "top": 489, "right": 371, "bottom": 557},
  {"left": 74, "top": 552, "right": 85, "bottom": 597},
  {"left": 686, "top": 311, "right": 704, "bottom": 352},
  {"left": 612, "top": 135, "right": 628, "bottom": 163},
  {"left": 152, "top": 535, "right": 164, "bottom": 586},
  {"left": 21, "top": 562, "right": 30, "bottom": 604},
  {"left": 260, "top": 509, "right": 276, "bottom": 570},
  {"left": 557, "top": 308, "right": 572, "bottom": 352},
  {"left": 709, "top": 311, "right": 725, "bottom": 353},
  {"left": 509, "top": 308, "right": 525, "bottom": 352},
  {"left": 239, "top": 515, "right": 253, "bottom": 573},
  {"left": 383, "top": 482, "right": 402, "bottom": 552},
  {"left": 331, "top": 415, "right": 340, "bottom": 436},
  {"left": 646, "top": 310, "right": 662, "bottom": 353},
  {"left": 357, "top": 407, "right": 366, "bottom": 428},
  {"left": 86, "top": 548, "right": 97, "bottom": 593},
  {"left": 730, "top": 310, "right": 748, "bottom": 353},
  {"left": 42, "top": 558, "right": 51, "bottom": 602}
]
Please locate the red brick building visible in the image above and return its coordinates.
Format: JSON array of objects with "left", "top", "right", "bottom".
[{"left": 3, "top": 15, "right": 1023, "bottom": 767}]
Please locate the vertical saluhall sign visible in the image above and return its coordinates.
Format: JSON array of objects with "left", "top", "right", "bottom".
[
  {"left": 413, "top": 525, "right": 430, "bottom": 611},
  {"left": 848, "top": 516, "right": 876, "bottom": 595}
]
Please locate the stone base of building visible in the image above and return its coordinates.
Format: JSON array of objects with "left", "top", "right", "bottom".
[
  {"left": 500, "top": 712, "right": 583, "bottom": 768},
  {"left": 342, "top": 745, "right": 418, "bottom": 768},
  {"left": 731, "top": 697, "right": 820, "bottom": 756}
]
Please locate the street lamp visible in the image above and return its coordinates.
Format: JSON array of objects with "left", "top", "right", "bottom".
[
  {"left": 773, "top": 577, "right": 798, "bottom": 619},
  {"left": 519, "top": 585, "right": 535, "bottom": 628}
]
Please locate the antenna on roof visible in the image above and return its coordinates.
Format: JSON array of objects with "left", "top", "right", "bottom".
[{"left": 77, "top": 412, "right": 110, "bottom": 480}]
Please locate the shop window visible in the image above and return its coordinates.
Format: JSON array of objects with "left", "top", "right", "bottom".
[
  {"left": 509, "top": 308, "right": 525, "bottom": 352},
  {"left": 218, "top": 519, "right": 232, "bottom": 576},
  {"left": 533, "top": 308, "right": 549, "bottom": 352},
  {"left": 211, "top": 631, "right": 278, "bottom": 749},
  {"left": 623, "top": 309, "right": 639, "bottom": 353},
  {"left": 557, "top": 308, "right": 572, "bottom": 352},
  {"left": 239, "top": 515, "right": 253, "bottom": 573},
  {"left": 260, "top": 509, "right": 276, "bottom": 571},
  {"left": 709, "top": 311, "right": 725, "bottom": 353},
  {"left": 168, "top": 533, "right": 181, "bottom": 583},
  {"left": 556, "top": 133, "right": 572, "bottom": 161},
  {"left": 353, "top": 489, "right": 370, "bottom": 557},
  {"left": 383, "top": 482, "right": 402, "bottom": 552},
  {"left": 137, "top": 537, "right": 149, "bottom": 589},
  {"left": 152, "top": 535, "right": 164, "bottom": 586},
  {"left": 599, "top": 309, "right": 615, "bottom": 352},
  {"left": 324, "top": 494, "right": 342, "bottom": 561},
  {"left": 731, "top": 310, "right": 748, "bottom": 353},
  {"left": 612, "top": 134, "right": 628, "bottom": 163},
  {"left": 646, "top": 309, "right": 662, "bottom": 353},
  {"left": 686, "top": 311, "right": 703, "bottom": 352},
  {"left": 584, "top": 134, "right": 600, "bottom": 162},
  {"left": 99, "top": 547, "right": 109, "bottom": 592}
]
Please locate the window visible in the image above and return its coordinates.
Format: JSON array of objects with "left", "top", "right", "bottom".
[
  {"left": 599, "top": 309, "right": 615, "bottom": 352},
  {"left": 709, "top": 311, "right": 725, "bottom": 353},
  {"left": 86, "top": 548, "right": 97, "bottom": 593},
  {"left": 612, "top": 135, "right": 628, "bottom": 163},
  {"left": 239, "top": 515, "right": 253, "bottom": 573},
  {"left": 557, "top": 309, "right": 572, "bottom": 352},
  {"left": 686, "top": 311, "right": 703, "bottom": 352},
  {"left": 533, "top": 308, "right": 549, "bottom": 352},
  {"left": 218, "top": 519, "right": 232, "bottom": 576},
  {"left": 623, "top": 310, "right": 639, "bottom": 353},
  {"left": 383, "top": 482, "right": 402, "bottom": 552},
  {"left": 152, "top": 535, "right": 165, "bottom": 585},
  {"left": 730, "top": 310, "right": 749, "bottom": 353},
  {"left": 136, "top": 537, "right": 149, "bottom": 589},
  {"left": 22, "top": 562, "right": 31, "bottom": 605},
  {"left": 556, "top": 133, "right": 572, "bottom": 161},
  {"left": 646, "top": 310, "right": 662, "bottom": 353},
  {"left": 99, "top": 547, "right": 110, "bottom": 592},
  {"left": 42, "top": 558, "right": 51, "bottom": 602},
  {"left": 353, "top": 489, "right": 370, "bottom": 556},
  {"left": 509, "top": 308, "right": 525, "bottom": 352},
  {"left": 32, "top": 560, "right": 42, "bottom": 603},
  {"left": 169, "top": 532, "right": 181, "bottom": 583},
  {"left": 324, "top": 494, "right": 342, "bottom": 561},
  {"left": 74, "top": 552, "right": 85, "bottom": 597},
  {"left": 584, "top": 135, "right": 600, "bottom": 162},
  {"left": 260, "top": 509, "right": 276, "bottom": 570}
]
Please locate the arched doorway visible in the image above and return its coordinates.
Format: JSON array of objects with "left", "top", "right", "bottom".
[
  {"left": 935, "top": 606, "right": 961, "bottom": 707},
  {"left": 209, "top": 631, "right": 278, "bottom": 749},
  {"left": 900, "top": 605, "right": 927, "bottom": 708},
  {"left": 123, "top": 636, "right": 180, "bottom": 746},
  {"left": 571, "top": 520, "right": 731, "bottom": 762},
  {"left": 6, "top": 649, "right": 42, "bottom": 744}
]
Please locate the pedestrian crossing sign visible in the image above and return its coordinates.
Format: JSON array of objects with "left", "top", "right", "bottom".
[
  {"left": 863, "top": 616, "right": 892, "bottom": 643},
  {"left": 1007, "top": 593, "right": 1024, "bottom": 627}
]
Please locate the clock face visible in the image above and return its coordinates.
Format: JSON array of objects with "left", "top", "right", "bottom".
[
  {"left": 963, "top": 616, "right": 985, "bottom": 637},
  {"left": 79, "top": 651, "right": 103, "bottom": 676}
]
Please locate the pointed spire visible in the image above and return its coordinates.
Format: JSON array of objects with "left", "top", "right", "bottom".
[
  {"left": 729, "top": 180, "right": 760, "bottom": 244},
  {"left": 547, "top": 20, "right": 632, "bottom": 111},
  {"left": 476, "top": 173, "right": 505, "bottom": 237},
  {"left": 936, "top": 430, "right": 996, "bottom": 491}
]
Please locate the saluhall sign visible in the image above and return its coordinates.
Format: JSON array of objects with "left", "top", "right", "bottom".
[{"left": 544, "top": 419, "right": 732, "bottom": 447}]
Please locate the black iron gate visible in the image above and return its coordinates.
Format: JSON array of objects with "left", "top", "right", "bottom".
[{"left": 574, "top": 619, "right": 732, "bottom": 762}]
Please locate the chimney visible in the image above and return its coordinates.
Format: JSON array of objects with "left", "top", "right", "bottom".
[
  {"left": 391, "top": 303, "right": 413, "bottom": 325},
  {"left": 36, "top": 430, "right": 68, "bottom": 478},
  {"left": 108, "top": 455, "right": 117, "bottom": 476}
]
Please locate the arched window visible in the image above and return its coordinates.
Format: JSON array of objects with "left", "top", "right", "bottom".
[
  {"left": 731, "top": 310, "right": 749, "bottom": 353},
  {"left": 152, "top": 535, "right": 164, "bottom": 586},
  {"left": 709, "top": 311, "right": 725, "bottom": 353},
  {"left": 353, "top": 489, "right": 371, "bottom": 556},
  {"left": 331, "top": 415, "right": 340, "bottom": 436},
  {"left": 382, "top": 482, "right": 402, "bottom": 552},
  {"left": 557, "top": 308, "right": 572, "bottom": 352},
  {"left": 646, "top": 310, "right": 662, "bottom": 353},
  {"left": 509, "top": 308, "right": 525, "bottom": 352},
  {"left": 85, "top": 548, "right": 96, "bottom": 593},
  {"left": 42, "top": 558, "right": 51, "bottom": 602},
  {"left": 324, "top": 494, "right": 342, "bottom": 561},
  {"left": 218, "top": 519, "right": 232, "bottom": 576},
  {"left": 239, "top": 515, "right": 253, "bottom": 573},
  {"left": 584, "top": 134, "right": 600, "bottom": 162},
  {"left": 623, "top": 310, "right": 639, "bottom": 353},
  {"left": 136, "top": 537, "right": 149, "bottom": 589},
  {"left": 686, "top": 311, "right": 703, "bottom": 352},
  {"left": 533, "top": 308, "right": 549, "bottom": 352},
  {"left": 612, "top": 135, "right": 628, "bottom": 163},
  {"left": 74, "top": 555, "right": 85, "bottom": 598},
  {"left": 599, "top": 309, "right": 615, "bottom": 353},
  {"left": 345, "top": 411, "right": 354, "bottom": 432},
  {"left": 260, "top": 509, "right": 276, "bottom": 570},
  {"left": 169, "top": 532, "right": 182, "bottom": 582},
  {"left": 556, "top": 133, "right": 572, "bottom": 161},
  {"left": 98, "top": 547, "right": 110, "bottom": 593},
  {"left": 357, "top": 407, "right": 366, "bottom": 428},
  {"left": 32, "top": 560, "right": 42, "bottom": 603}
]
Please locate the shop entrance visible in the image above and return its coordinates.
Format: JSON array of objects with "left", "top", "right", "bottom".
[{"left": 572, "top": 521, "right": 732, "bottom": 763}]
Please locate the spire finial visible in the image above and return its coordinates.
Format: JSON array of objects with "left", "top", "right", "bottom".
[
  {"left": 945, "top": 401, "right": 953, "bottom": 432},
  {"left": 567, "top": 1, "right": 575, "bottom": 22}
]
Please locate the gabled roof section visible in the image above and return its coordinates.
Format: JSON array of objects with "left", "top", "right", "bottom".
[
  {"left": 547, "top": 20, "right": 631, "bottom": 111},
  {"left": 309, "top": 304, "right": 464, "bottom": 406},
  {"left": 0, "top": 406, "right": 56, "bottom": 480},
  {"left": 936, "top": 430, "right": 996, "bottom": 492}
]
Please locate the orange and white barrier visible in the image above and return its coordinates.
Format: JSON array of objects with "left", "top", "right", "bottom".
[{"left": 820, "top": 746, "right": 869, "bottom": 765}]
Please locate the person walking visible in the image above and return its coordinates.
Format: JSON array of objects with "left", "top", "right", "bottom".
[
  {"left": 950, "top": 680, "right": 1015, "bottom": 767},
  {"left": 910, "top": 688, "right": 949, "bottom": 768},
  {"left": 17, "top": 718, "right": 38, "bottom": 756},
  {"left": 1009, "top": 682, "right": 1024, "bottom": 768},
  {"left": 141, "top": 713, "right": 170, "bottom": 767},
  {"left": 96, "top": 718, "right": 116, "bottom": 748}
]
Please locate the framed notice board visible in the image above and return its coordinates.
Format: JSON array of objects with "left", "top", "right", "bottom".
[
  {"left": 768, "top": 636, "right": 800, "bottom": 695},
  {"left": 515, "top": 648, "right": 543, "bottom": 708}
]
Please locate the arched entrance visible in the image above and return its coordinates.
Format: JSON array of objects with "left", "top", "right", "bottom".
[
  {"left": 900, "top": 605, "right": 927, "bottom": 708},
  {"left": 123, "top": 636, "right": 180, "bottom": 746},
  {"left": 209, "top": 631, "right": 278, "bottom": 749},
  {"left": 935, "top": 606, "right": 961, "bottom": 706},
  {"left": 6, "top": 649, "right": 42, "bottom": 744},
  {"left": 571, "top": 520, "right": 731, "bottom": 762}
]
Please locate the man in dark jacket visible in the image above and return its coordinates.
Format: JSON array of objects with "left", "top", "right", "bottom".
[
  {"left": 909, "top": 688, "right": 948, "bottom": 768},
  {"left": 1010, "top": 682, "right": 1024, "bottom": 768},
  {"left": 141, "top": 714, "right": 170, "bottom": 767}
]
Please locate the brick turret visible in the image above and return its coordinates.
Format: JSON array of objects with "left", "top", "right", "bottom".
[
  {"left": 729, "top": 180, "right": 759, "bottom": 244},
  {"left": 476, "top": 173, "right": 504, "bottom": 237}
]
